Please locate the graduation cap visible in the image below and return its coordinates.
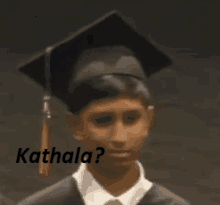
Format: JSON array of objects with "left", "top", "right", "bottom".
[{"left": 18, "top": 10, "right": 173, "bottom": 177}]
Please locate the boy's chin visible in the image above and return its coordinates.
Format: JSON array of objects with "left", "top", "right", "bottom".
[{"left": 98, "top": 157, "right": 136, "bottom": 167}]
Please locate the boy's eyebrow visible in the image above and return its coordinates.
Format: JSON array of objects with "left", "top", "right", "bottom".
[{"left": 88, "top": 109, "right": 143, "bottom": 115}]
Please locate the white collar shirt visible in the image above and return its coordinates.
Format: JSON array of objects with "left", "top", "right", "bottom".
[{"left": 72, "top": 160, "right": 153, "bottom": 205}]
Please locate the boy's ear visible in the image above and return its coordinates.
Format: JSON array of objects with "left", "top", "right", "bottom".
[
  {"left": 151, "top": 102, "right": 165, "bottom": 130},
  {"left": 65, "top": 114, "right": 86, "bottom": 143},
  {"left": 152, "top": 102, "right": 165, "bottom": 129},
  {"left": 148, "top": 108, "right": 156, "bottom": 132},
  {"left": 65, "top": 114, "right": 81, "bottom": 132},
  {"left": 74, "top": 132, "right": 87, "bottom": 143}
]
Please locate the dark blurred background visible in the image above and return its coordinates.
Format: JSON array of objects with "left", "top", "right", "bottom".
[{"left": 0, "top": 1, "right": 220, "bottom": 204}]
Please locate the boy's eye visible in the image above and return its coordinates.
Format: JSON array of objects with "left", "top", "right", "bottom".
[
  {"left": 127, "top": 116, "right": 135, "bottom": 120},
  {"left": 124, "top": 112, "right": 141, "bottom": 124},
  {"left": 94, "top": 116, "right": 113, "bottom": 124},
  {"left": 125, "top": 116, "right": 136, "bottom": 122}
]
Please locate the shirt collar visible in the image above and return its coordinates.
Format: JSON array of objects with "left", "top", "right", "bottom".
[{"left": 72, "top": 160, "right": 153, "bottom": 205}]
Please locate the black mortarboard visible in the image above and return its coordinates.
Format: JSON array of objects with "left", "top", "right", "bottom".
[{"left": 18, "top": 10, "right": 172, "bottom": 106}]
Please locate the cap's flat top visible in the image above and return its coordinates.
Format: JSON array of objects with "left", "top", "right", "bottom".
[{"left": 18, "top": 10, "right": 172, "bottom": 104}]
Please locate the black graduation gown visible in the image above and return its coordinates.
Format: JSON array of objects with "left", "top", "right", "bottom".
[
  {"left": 0, "top": 193, "right": 16, "bottom": 205},
  {"left": 17, "top": 176, "right": 190, "bottom": 205}
]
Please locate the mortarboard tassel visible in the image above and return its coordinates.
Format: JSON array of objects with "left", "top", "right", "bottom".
[{"left": 38, "top": 47, "right": 53, "bottom": 177}]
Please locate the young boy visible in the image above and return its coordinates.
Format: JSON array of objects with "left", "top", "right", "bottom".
[{"left": 17, "top": 10, "right": 190, "bottom": 205}]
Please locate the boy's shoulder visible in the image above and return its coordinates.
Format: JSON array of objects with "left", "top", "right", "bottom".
[
  {"left": 0, "top": 193, "right": 16, "bottom": 205},
  {"left": 16, "top": 176, "right": 84, "bottom": 205},
  {"left": 139, "top": 183, "right": 191, "bottom": 205}
]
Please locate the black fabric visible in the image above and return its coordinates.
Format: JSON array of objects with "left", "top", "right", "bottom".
[
  {"left": 0, "top": 193, "right": 16, "bottom": 205},
  {"left": 104, "top": 199, "right": 123, "bottom": 205},
  {"left": 16, "top": 176, "right": 84, "bottom": 205},
  {"left": 18, "top": 10, "right": 172, "bottom": 107},
  {"left": 17, "top": 175, "right": 190, "bottom": 205},
  {"left": 138, "top": 183, "right": 190, "bottom": 205}
]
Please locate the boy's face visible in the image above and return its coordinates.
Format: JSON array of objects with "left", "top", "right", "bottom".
[{"left": 67, "top": 97, "right": 154, "bottom": 166}]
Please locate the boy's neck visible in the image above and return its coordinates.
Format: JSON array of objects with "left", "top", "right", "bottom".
[{"left": 87, "top": 161, "right": 140, "bottom": 196}]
